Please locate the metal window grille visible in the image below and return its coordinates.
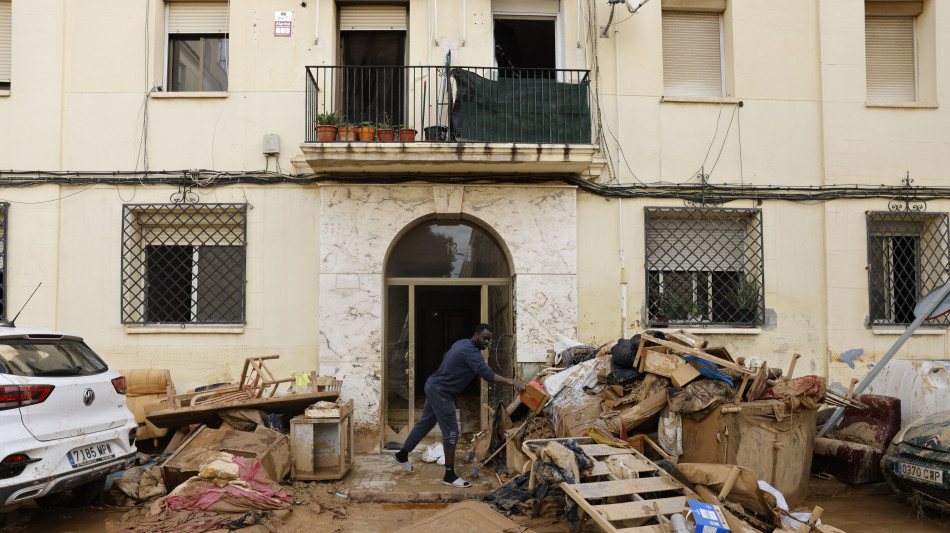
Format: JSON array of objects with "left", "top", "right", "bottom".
[
  {"left": 644, "top": 207, "right": 764, "bottom": 326},
  {"left": 867, "top": 211, "right": 949, "bottom": 326},
  {"left": 0, "top": 203, "right": 7, "bottom": 320},
  {"left": 121, "top": 204, "right": 247, "bottom": 325}
]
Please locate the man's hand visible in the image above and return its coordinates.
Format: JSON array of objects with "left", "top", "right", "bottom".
[{"left": 512, "top": 379, "right": 526, "bottom": 392}]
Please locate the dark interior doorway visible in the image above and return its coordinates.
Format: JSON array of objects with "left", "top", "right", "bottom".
[
  {"left": 340, "top": 31, "right": 407, "bottom": 125},
  {"left": 493, "top": 18, "right": 556, "bottom": 78},
  {"left": 414, "top": 286, "right": 481, "bottom": 398}
]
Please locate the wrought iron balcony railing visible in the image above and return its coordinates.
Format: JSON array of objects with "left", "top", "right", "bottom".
[{"left": 305, "top": 65, "right": 593, "bottom": 144}]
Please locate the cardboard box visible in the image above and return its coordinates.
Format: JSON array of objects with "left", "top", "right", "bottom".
[
  {"left": 671, "top": 362, "right": 702, "bottom": 388},
  {"left": 687, "top": 500, "right": 731, "bottom": 533},
  {"left": 162, "top": 426, "right": 291, "bottom": 490},
  {"left": 519, "top": 380, "right": 549, "bottom": 412}
]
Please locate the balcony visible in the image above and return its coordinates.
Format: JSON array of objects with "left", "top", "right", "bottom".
[{"left": 295, "top": 65, "right": 604, "bottom": 177}]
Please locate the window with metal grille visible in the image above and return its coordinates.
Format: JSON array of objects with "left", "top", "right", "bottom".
[
  {"left": 867, "top": 212, "right": 948, "bottom": 326},
  {"left": 121, "top": 204, "right": 246, "bottom": 325},
  {"left": 645, "top": 207, "right": 764, "bottom": 326},
  {"left": 0, "top": 203, "right": 7, "bottom": 319}
]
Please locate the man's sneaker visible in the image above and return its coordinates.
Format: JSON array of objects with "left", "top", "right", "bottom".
[{"left": 390, "top": 454, "right": 414, "bottom": 472}]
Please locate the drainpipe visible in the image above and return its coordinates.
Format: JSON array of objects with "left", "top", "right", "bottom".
[{"left": 614, "top": 5, "right": 627, "bottom": 339}]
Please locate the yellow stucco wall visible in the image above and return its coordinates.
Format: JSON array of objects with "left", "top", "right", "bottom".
[{"left": 2, "top": 0, "right": 950, "bottom": 400}]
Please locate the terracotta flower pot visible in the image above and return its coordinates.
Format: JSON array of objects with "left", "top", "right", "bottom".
[
  {"left": 397, "top": 129, "right": 417, "bottom": 142},
  {"left": 357, "top": 127, "right": 376, "bottom": 142},
  {"left": 339, "top": 126, "right": 358, "bottom": 142},
  {"left": 315, "top": 125, "right": 339, "bottom": 141},
  {"left": 376, "top": 129, "right": 396, "bottom": 142}
]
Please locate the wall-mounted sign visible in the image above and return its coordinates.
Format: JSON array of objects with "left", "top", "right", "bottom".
[{"left": 275, "top": 11, "right": 292, "bottom": 37}]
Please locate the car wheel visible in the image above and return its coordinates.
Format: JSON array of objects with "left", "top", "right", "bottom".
[{"left": 36, "top": 478, "right": 106, "bottom": 507}]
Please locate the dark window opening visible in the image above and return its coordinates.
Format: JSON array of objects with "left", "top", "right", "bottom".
[
  {"left": 168, "top": 35, "right": 229, "bottom": 92},
  {"left": 493, "top": 18, "right": 556, "bottom": 78},
  {"left": 145, "top": 245, "right": 244, "bottom": 324},
  {"left": 340, "top": 31, "right": 406, "bottom": 125}
]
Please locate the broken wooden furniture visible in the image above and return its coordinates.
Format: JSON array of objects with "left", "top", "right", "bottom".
[
  {"left": 162, "top": 425, "right": 291, "bottom": 490},
  {"left": 681, "top": 399, "right": 817, "bottom": 506},
  {"left": 290, "top": 399, "right": 354, "bottom": 480},
  {"left": 189, "top": 355, "right": 292, "bottom": 405},
  {"left": 522, "top": 436, "right": 701, "bottom": 532}
]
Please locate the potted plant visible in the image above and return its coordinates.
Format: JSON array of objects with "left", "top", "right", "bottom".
[
  {"left": 396, "top": 125, "right": 417, "bottom": 142},
  {"left": 650, "top": 291, "right": 675, "bottom": 327},
  {"left": 376, "top": 119, "right": 396, "bottom": 142},
  {"left": 356, "top": 121, "right": 377, "bottom": 142},
  {"left": 314, "top": 111, "right": 340, "bottom": 141},
  {"left": 338, "top": 121, "right": 358, "bottom": 142},
  {"left": 686, "top": 300, "right": 706, "bottom": 323},
  {"left": 728, "top": 277, "right": 760, "bottom": 324}
]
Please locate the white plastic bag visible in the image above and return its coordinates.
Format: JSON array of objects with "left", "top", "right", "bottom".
[{"left": 422, "top": 443, "right": 445, "bottom": 465}]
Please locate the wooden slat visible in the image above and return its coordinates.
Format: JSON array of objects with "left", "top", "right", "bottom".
[
  {"left": 589, "top": 460, "right": 657, "bottom": 477},
  {"left": 569, "top": 477, "right": 684, "bottom": 499},
  {"left": 579, "top": 443, "right": 649, "bottom": 457},
  {"left": 592, "top": 496, "right": 689, "bottom": 521},
  {"left": 616, "top": 526, "right": 666, "bottom": 533},
  {"left": 641, "top": 334, "right": 753, "bottom": 374}
]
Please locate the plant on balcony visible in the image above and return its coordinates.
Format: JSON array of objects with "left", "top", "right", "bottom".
[
  {"left": 314, "top": 111, "right": 341, "bottom": 141},
  {"left": 376, "top": 119, "right": 396, "bottom": 142},
  {"left": 339, "top": 121, "right": 358, "bottom": 142},
  {"left": 396, "top": 125, "right": 417, "bottom": 142},
  {"left": 356, "top": 121, "right": 376, "bottom": 142}
]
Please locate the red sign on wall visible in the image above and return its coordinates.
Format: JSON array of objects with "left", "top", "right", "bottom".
[{"left": 275, "top": 11, "right": 292, "bottom": 37}]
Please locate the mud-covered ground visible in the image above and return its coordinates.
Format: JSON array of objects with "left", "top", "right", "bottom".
[{"left": 3, "top": 479, "right": 949, "bottom": 533}]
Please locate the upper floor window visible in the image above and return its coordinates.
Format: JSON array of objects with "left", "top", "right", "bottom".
[
  {"left": 166, "top": 1, "right": 229, "bottom": 92},
  {"left": 662, "top": 1, "right": 726, "bottom": 98},
  {"left": 121, "top": 204, "right": 247, "bottom": 325},
  {"left": 645, "top": 207, "right": 764, "bottom": 326},
  {"left": 865, "top": 2, "right": 922, "bottom": 102},
  {"left": 0, "top": 0, "right": 11, "bottom": 91},
  {"left": 867, "top": 211, "right": 948, "bottom": 326}
]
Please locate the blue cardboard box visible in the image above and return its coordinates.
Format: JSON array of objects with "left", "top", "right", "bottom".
[{"left": 687, "top": 500, "right": 731, "bottom": 533}]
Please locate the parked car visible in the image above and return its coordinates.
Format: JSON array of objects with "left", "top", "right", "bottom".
[
  {"left": 0, "top": 324, "right": 137, "bottom": 507},
  {"left": 881, "top": 410, "right": 950, "bottom": 513}
]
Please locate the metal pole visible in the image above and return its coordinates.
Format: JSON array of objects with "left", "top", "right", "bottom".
[{"left": 819, "top": 279, "right": 950, "bottom": 436}]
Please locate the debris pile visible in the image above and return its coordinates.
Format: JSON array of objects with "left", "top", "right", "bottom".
[{"left": 479, "top": 329, "right": 849, "bottom": 532}]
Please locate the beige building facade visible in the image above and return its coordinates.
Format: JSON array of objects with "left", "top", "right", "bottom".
[{"left": 1, "top": 0, "right": 949, "bottom": 451}]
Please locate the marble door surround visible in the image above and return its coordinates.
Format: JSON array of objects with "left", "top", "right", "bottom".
[{"left": 318, "top": 183, "right": 578, "bottom": 450}]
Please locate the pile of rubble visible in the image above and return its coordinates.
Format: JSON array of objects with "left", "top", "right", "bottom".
[{"left": 472, "top": 329, "right": 849, "bottom": 533}]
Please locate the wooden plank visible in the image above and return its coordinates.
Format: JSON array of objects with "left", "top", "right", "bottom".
[
  {"left": 579, "top": 443, "right": 651, "bottom": 457},
  {"left": 616, "top": 526, "right": 665, "bottom": 533},
  {"left": 570, "top": 476, "right": 684, "bottom": 499},
  {"left": 639, "top": 347, "right": 687, "bottom": 378},
  {"left": 589, "top": 461, "right": 657, "bottom": 477},
  {"left": 591, "top": 496, "right": 689, "bottom": 521},
  {"left": 146, "top": 390, "right": 339, "bottom": 428},
  {"left": 640, "top": 334, "right": 753, "bottom": 374}
]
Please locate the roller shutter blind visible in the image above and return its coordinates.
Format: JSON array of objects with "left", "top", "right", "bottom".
[
  {"left": 865, "top": 16, "right": 916, "bottom": 101},
  {"left": 339, "top": 5, "right": 407, "bottom": 31},
  {"left": 662, "top": 12, "right": 723, "bottom": 97},
  {"left": 492, "top": 0, "right": 559, "bottom": 15},
  {"left": 168, "top": 2, "right": 229, "bottom": 34},
  {"left": 0, "top": 0, "right": 10, "bottom": 83},
  {"left": 646, "top": 216, "right": 745, "bottom": 271}
]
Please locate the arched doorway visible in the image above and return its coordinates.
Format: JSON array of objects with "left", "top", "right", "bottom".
[{"left": 383, "top": 218, "right": 514, "bottom": 446}]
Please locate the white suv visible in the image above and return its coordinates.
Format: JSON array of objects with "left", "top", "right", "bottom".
[{"left": 0, "top": 325, "right": 137, "bottom": 507}]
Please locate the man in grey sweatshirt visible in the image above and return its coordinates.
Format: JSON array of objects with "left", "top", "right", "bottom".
[{"left": 391, "top": 323, "right": 525, "bottom": 487}]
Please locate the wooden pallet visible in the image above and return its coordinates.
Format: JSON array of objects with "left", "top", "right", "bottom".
[{"left": 523, "top": 437, "right": 699, "bottom": 533}]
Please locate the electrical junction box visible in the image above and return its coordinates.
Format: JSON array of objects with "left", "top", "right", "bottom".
[{"left": 263, "top": 134, "right": 280, "bottom": 154}]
